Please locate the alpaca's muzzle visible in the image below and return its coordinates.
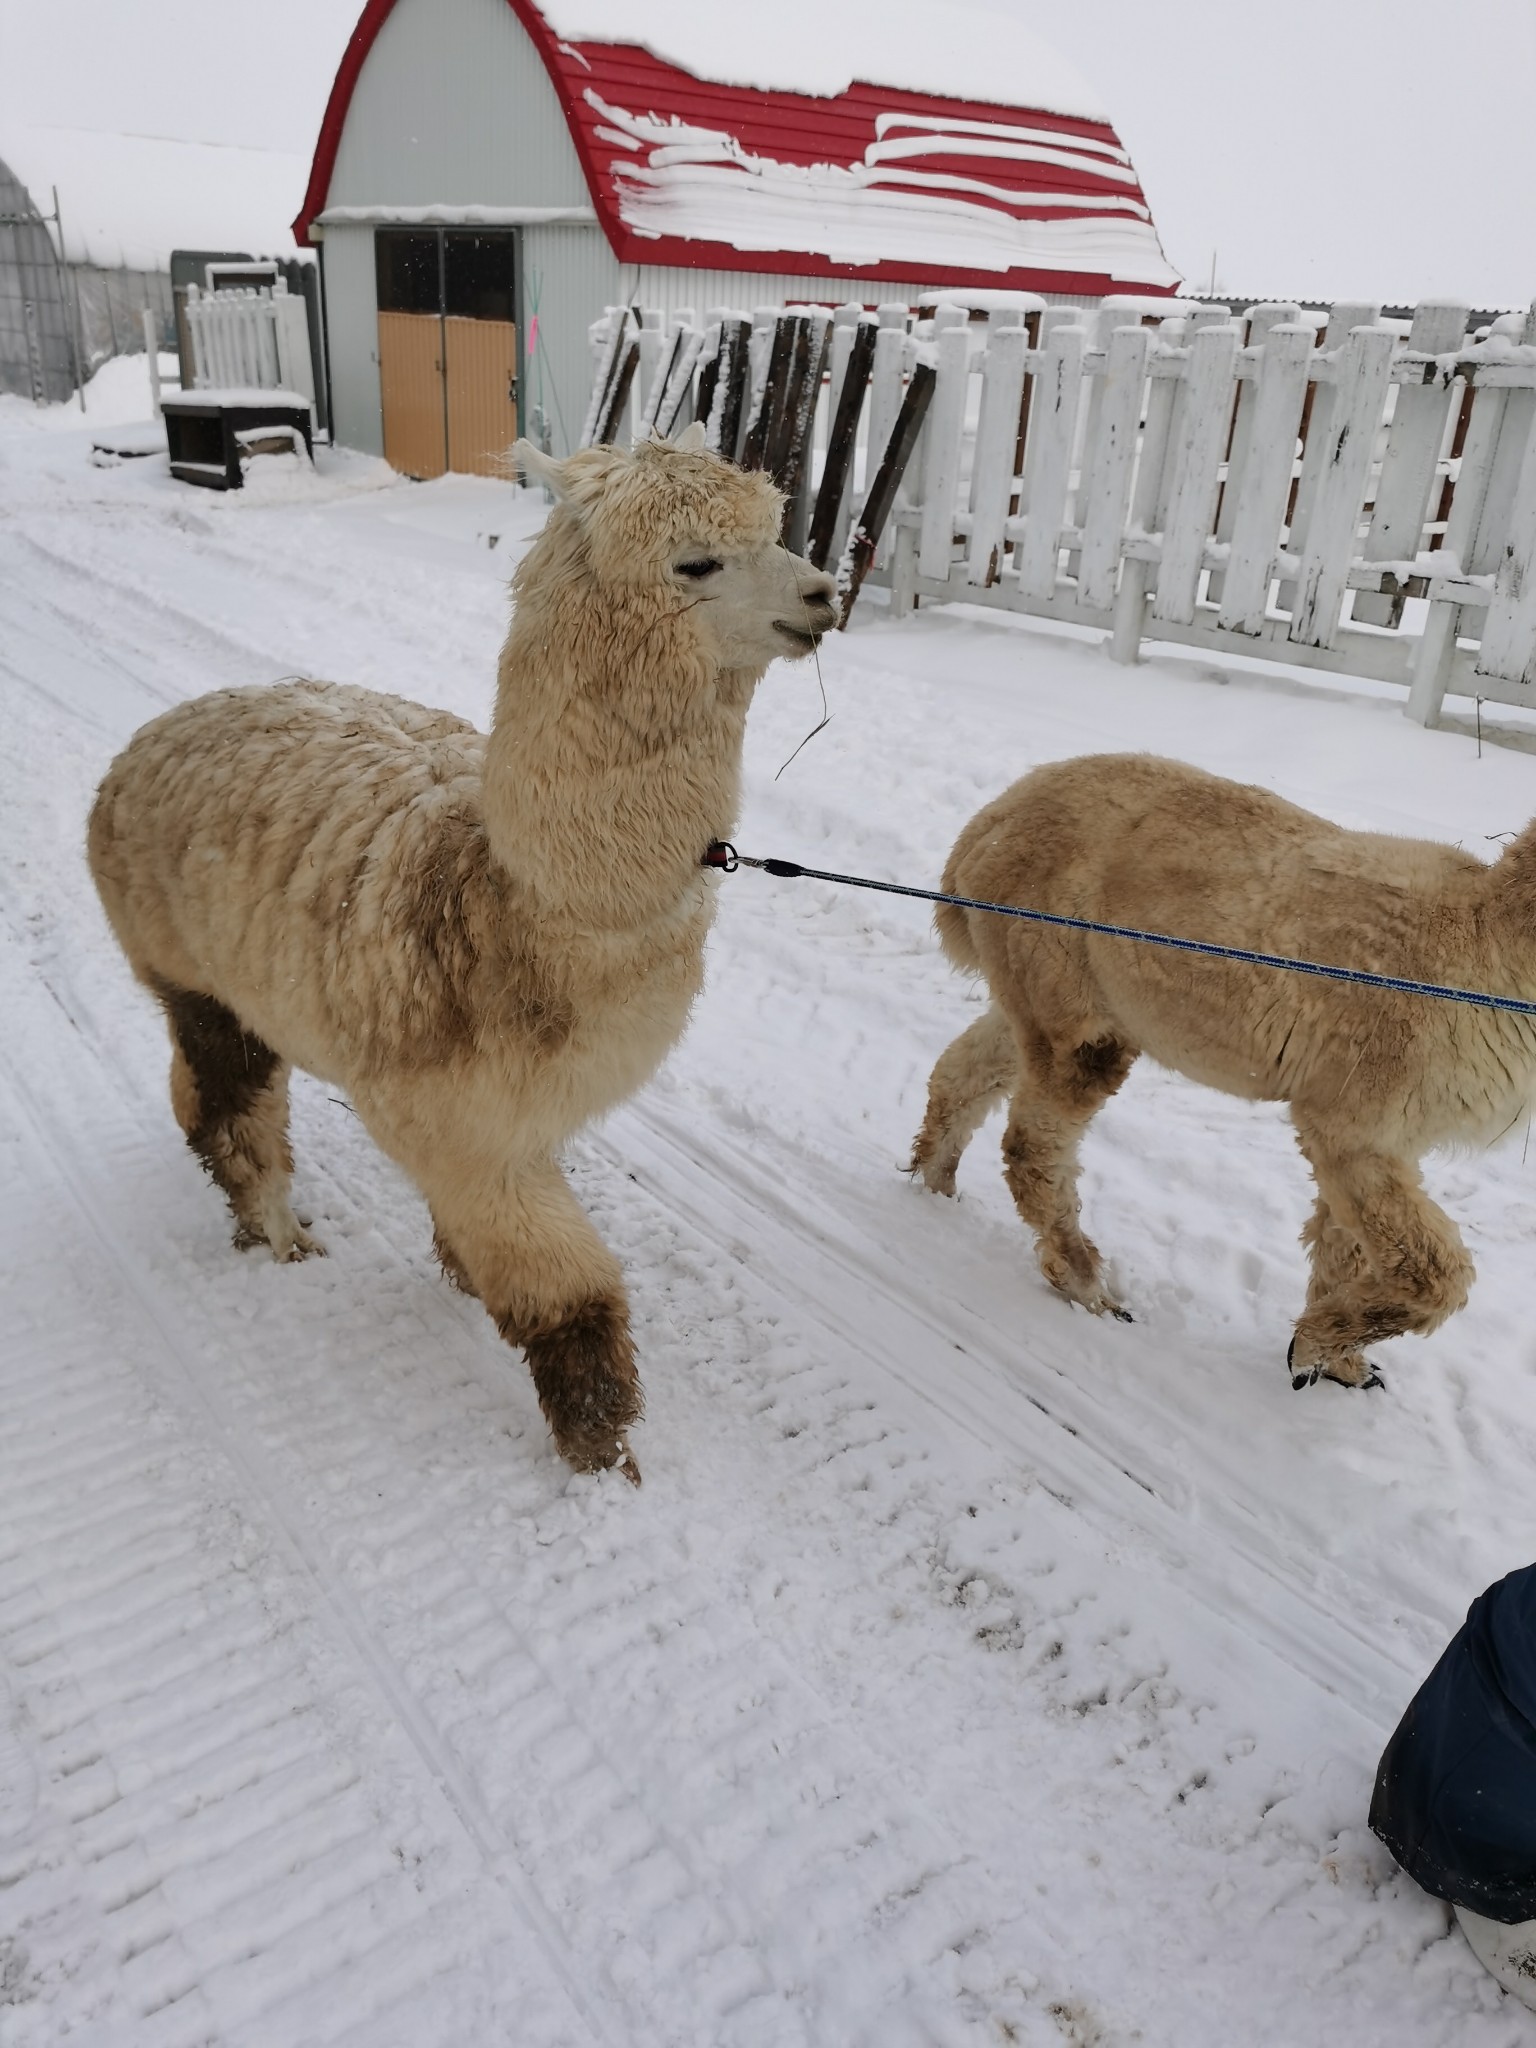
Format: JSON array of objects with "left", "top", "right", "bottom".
[{"left": 773, "top": 585, "right": 839, "bottom": 652}]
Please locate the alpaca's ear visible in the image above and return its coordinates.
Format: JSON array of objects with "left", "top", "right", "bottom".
[
  {"left": 512, "top": 439, "right": 569, "bottom": 498},
  {"left": 673, "top": 420, "right": 708, "bottom": 453}
]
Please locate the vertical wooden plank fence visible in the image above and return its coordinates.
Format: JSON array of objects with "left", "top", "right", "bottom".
[{"left": 581, "top": 291, "right": 1536, "bottom": 728}]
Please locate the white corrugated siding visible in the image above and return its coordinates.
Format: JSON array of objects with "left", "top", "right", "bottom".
[
  {"left": 320, "top": 224, "right": 384, "bottom": 456},
  {"left": 521, "top": 223, "right": 622, "bottom": 456}
]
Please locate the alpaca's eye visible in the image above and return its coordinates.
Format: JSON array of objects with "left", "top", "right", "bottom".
[{"left": 676, "top": 557, "right": 722, "bottom": 579}]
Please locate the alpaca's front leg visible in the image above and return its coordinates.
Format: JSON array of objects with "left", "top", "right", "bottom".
[
  {"left": 440, "top": 1157, "right": 642, "bottom": 1480},
  {"left": 360, "top": 1090, "right": 642, "bottom": 1478}
]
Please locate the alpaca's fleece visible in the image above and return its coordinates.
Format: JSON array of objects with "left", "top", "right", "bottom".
[
  {"left": 912, "top": 753, "right": 1536, "bottom": 1389},
  {"left": 88, "top": 430, "right": 839, "bottom": 1479}
]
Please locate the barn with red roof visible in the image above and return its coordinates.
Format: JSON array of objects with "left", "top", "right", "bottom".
[{"left": 297, "top": 0, "right": 1179, "bottom": 474}]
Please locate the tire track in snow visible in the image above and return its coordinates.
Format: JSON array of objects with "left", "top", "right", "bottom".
[
  {"left": 0, "top": 598, "right": 181, "bottom": 740},
  {"left": 0, "top": 1301, "right": 517, "bottom": 2048},
  {"left": 599, "top": 1095, "right": 1414, "bottom": 1723},
  {"left": 2, "top": 527, "right": 324, "bottom": 705},
  {"left": 6, "top": 512, "right": 499, "bottom": 714},
  {"left": 0, "top": 1040, "right": 634, "bottom": 2047}
]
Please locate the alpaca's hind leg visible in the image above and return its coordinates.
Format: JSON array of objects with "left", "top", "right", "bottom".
[
  {"left": 1000, "top": 1027, "right": 1138, "bottom": 1318},
  {"left": 1289, "top": 1142, "right": 1473, "bottom": 1387},
  {"left": 910, "top": 1005, "right": 1019, "bottom": 1194},
  {"left": 159, "top": 983, "right": 320, "bottom": 1262},
  {"left": 409, "top": 1149, "right": 641, "bottom": 1481}
]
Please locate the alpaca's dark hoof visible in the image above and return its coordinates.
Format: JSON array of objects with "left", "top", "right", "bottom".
[
  {"left": 1109, "top": 1305, "right": 1135, "bottom": 1324},
  {"left": 1288, "top": 1334, "right": 1382, "bottom": 1390},
  {"left": 516, "top": 1296, "right": 644, "bottom": 1483},
  {"left": 560, "top": 1436, "right": 642, "bottom": 1485}
]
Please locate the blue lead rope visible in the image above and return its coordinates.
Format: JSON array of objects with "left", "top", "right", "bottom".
[{"left": 702, "top": 841, "right": 1536, "bottom": 1021}]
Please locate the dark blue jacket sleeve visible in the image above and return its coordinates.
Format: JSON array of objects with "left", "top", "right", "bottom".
[{"left": 1370, "top": 1562, "right": 1536, "bottom": 1924}]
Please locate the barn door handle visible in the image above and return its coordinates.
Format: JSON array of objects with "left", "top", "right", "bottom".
[{"left": 508, "top": 375, "right": 519, "bottom": 405}]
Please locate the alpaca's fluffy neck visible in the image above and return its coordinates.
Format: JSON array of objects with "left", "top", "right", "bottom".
[{"left": 482, "top": 601, "right": 759, "bottom": 940}]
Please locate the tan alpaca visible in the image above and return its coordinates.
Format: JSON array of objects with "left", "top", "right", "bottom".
[
  {"left": 911, "top": 753, "right": 1536, "bottom": 1390},
  {"left": 88, "top": 426, "right": 838, "bottom": 1480}
]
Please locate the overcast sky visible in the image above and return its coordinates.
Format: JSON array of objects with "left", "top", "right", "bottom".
[
  {"left": 2, "top": 0, "right": 1532, "bottom": 307},
  {"left": 980, "top": 0, "right": 1536, "bottom": 309}
]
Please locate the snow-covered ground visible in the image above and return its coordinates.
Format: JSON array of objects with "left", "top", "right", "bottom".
[{"left": 4, "top": 363, "right": 1536, "bottom": 2047}]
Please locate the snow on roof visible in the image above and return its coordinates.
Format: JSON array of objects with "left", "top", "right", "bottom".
[
  {"left": 539, "top": 0, "right": 1108, "bottom": 116},
  {"left": 299, "top": 0, "right": 1179, "bottom": 296},
  {"left": 577, "top": 81, "right": 1172, "bottom": 286},
  {"left": 1, "top": 127, "right": 311, "bottom": 272}
]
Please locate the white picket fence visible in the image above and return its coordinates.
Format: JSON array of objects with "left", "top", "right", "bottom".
[
  {"left": 183, "top": 280, "right": 315, "bottom": 409},
  {"left": 586, "top": 296, "right": 1536, "bottom": 728}
]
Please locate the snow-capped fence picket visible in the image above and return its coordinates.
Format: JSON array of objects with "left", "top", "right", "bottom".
[
  {"left": 182, "top": 280, "right": 316, "bottom": 412},
  {"left": 581, "top": 295, "right": 1536, "bottom": 729}
]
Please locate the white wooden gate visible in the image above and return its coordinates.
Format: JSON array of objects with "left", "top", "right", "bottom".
[
  {"left": 184, "top": 281, "right": 315, "bottom": 410},
  {"left": 584, "top": 296, "right": 1536, "bottom": 729}
]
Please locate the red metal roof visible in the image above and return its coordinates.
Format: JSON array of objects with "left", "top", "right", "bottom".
[{"left": 295, "top": 0, "right": 1179, "bottom": 297}]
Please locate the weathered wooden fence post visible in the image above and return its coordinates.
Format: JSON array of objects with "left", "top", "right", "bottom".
[
  {"left": 1077, "top": 322, "right": 1151, "bottom": 616},
  {"left": 865, "top": 307, "right": 912, "bottom": 574},
  {"left": 1207, "top": 304, "right": 1302, "bottom": 607},
  {"left": 1152, "top": 322, "right": 1240, "bottom": 625},
  {"left": 1016, "top": 321, "right": 1087, "bottom": 604},
  {"left": 966, "top": 319, "right": 1028, "bottom": 588},
  {"left": 1110, "top": 311, "right": 1186, "bottom": 664},
  {"left": 839, "top": 361, "right": 937, "bottom": 622},
  {"left": 809, "top": 317, "right": 877, "bottom": 571},
  {"left": 1406, "top": 305, "right": 1536, "bottom": 723},
  {"left": 703, "top": 316, "right": 752, "bottom": 462},
  {"left": 1287, "top": 325, "right": 1397, "bottom": 648},
  {"left": 1469, "top": 331, "right": 1536, "bottom": 699},
  {"left": 1276, "top": 301, "right": 1379, "bottom": 614},
  {"left": 1353, "top": 300, "right": 1469, "bottom": 627},
  {"left": 1213, "top": 322, "right": 1314, "bottom": 635},
  {"left": 917, "top": 319, "right": 974, "bottom": 584},
  {"left": 776, "top": 309, "right": 833, "bottom": 552}
]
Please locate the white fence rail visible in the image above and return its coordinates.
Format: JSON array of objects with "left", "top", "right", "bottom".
[
  {"left": 583, "top": 296, "right": 1536, "bottom": 728},
  {"left": 184, "top": 281, "right": 315, "bottom": 410}
]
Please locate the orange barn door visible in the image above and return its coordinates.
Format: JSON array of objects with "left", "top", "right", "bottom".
[
  {"left": 377, "top": 311, "right": 446, "bottom": 479},
  {"left": 444, "top": 317, "right": 519, "bottom": 476}
]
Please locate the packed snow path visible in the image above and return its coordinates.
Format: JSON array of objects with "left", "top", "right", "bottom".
[{"left": 3, "top": 377, "right": 1536, "bottom": 2046}]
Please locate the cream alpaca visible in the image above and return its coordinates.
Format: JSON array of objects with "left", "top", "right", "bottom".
[
  {"left": 88, "top": 427, "right": 838, "bottom": 1479},
  {"left": 911, "top": 753, "right": 1536, "bottom": 1390}
]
